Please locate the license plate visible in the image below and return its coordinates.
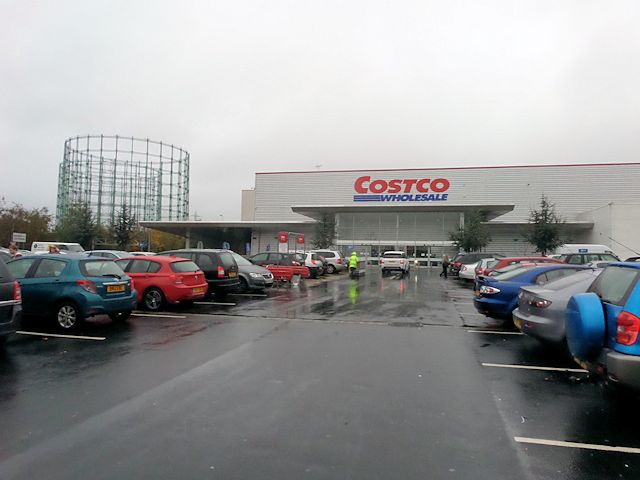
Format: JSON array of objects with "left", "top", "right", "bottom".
[
  {"left": 107, "top": 284, "right": 125, "bottom": 293},
  {"left": 193, "top": 287, "right": 205, "bottom": 294},
  {"left": 229, "top": 271, "right": 237, "bottom": 277}
]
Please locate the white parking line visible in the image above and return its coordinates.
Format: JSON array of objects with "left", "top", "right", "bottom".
[
  {"left": 467, "top": 330, "right": 523, "bottom": 335},
  {"left": 194, "top": 301, "right": 236, "bottom": 306},
  {"left": 482, "top": 362, "right": 587, "bottom": 373},
  {"left": 16, "top": 331, "right": 106, "bottom": 341},
  {"left": 132, "top": 313, "right": 187, "bottom": 319},
  {"left": 514, "top": 437, "right": 640, "bottom": 454}
]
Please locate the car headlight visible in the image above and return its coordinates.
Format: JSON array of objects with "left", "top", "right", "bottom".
[{"left": 249, "top": 272, "right": 263, "bottom": 278}]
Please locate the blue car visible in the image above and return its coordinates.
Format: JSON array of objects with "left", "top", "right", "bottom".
[
  {"left": 6, "top": 254, "right": 137, "bottom": 330},
  {"left": 474, "top": 264, "right": 588, "bottom": 319},
  {"left": 566, "top": 263, "right": 640, "bottom": 390}
]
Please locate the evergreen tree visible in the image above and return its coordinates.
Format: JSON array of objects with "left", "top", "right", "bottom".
[
  {"left": 55, "top": 202, "right": 98, "bottom": 249},
  {"left": 313, "top": 213, "right": 336, "bottom": 249},
  {"left": 523, "top": 195, "right": 565, "bottom": 255},
  {"left": 449, "top": 210, "right": 492, "bottom": 252},
  {"left": 112, "top": 204, "right": 136, "bottom": 250}
]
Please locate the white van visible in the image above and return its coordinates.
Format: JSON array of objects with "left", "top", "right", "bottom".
[
  {"left": 31, "top": 242, "right": 85, "bottom": 255},
  {"left": 555, "top": 244, "right": 616, "bottom": 255}
]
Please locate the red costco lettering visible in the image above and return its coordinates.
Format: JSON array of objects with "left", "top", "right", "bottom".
[{"left": 353, "top": 176, "right": 451, "bottom": 194}]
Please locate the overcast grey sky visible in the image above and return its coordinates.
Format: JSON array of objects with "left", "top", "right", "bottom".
[{"left": 2, "top": 1, "right": 639, "bottom": 220}]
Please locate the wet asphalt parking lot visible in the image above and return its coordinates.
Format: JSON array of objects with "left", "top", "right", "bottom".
[{"left": 1, "top": 268, "right": 639, "bottom": 479}]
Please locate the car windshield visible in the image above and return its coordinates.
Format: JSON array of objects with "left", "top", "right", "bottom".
[
  {"left": 170, "top": 261, "right": 200, "bottom": 273},
  {"left": 218, "top": 252, "right": 236, "bottom": 269},
  {"left": 80, "top": 260, "right": 125, "bottom": 277},
  {"left": 231, "top": 253, "right": 253, "bottom": 266}
]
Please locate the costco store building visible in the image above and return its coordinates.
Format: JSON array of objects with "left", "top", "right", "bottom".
[{"left": 142, "top": 162, "right": 640, "bottom": 263}]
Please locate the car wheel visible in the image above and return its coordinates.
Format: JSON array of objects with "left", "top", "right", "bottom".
[
  {"left": 236, "top": 277, "right": 248, "bottom": 294},
  {"left": 109, "top": 310, "right": 132, "bottom": 322},
  {"left": 143, "top": 288, "right": 164, "bottom": 312},
  {"left": 327, "top": 264, "right": 337, "bottom": 274},
  {"left": 56, "top": 301, "right": 83, "bottom": 330}
]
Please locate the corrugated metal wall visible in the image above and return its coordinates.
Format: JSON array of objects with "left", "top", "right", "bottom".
[{"left": 253, "top": 164, "right": 640, "bottom": 223}]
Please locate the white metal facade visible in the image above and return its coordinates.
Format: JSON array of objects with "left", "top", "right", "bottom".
[{"left": 250, "top": 163, "right": 640, "bottom": 258}]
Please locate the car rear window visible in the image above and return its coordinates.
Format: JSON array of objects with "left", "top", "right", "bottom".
[
  {"left": 589, "top": 266, "right": 639, "bottom": 306},
  {"left": 218, "top": 252, "right": 236, "bottom": 269},
  {"left": 383, "top": 252, "right": 404, "bottom": 258},
  {"left": 492, "top": 266, "right": 530, "bottom": 281},
  {"left": 170, "top": 261, "right": 200, "bottom": 273},
  {"left": 80, "top": 260, "right": 126, "bottom": 277}
]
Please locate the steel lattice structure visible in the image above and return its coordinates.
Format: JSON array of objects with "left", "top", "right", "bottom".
[{"left": 56, "top": 135, "right": 190, "bottom": 225}]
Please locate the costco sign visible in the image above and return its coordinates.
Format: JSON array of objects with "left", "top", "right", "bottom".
[{"left": 353, "top": 176, "right": 450, "bottom": 202}]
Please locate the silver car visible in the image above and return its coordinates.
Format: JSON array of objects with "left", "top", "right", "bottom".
[{"left": 513, "top": 269, "right": 602, "bottom": 345}]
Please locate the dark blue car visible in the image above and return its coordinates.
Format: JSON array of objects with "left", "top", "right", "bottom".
[
  {"left": 474, "top": 264, "right": 587, "bottom": 319},
  {"left": 566, "top": 263, "right": 640, "bottom": 390},
  {"left": 6, "top": 254, "right": 137, "bottom": 330}
]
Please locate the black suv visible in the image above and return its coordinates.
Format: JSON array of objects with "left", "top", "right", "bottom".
[
  {"left": 0, "top": 258, "right": 22, "bottom": 345},
  {"left": 158, "top": 249, "right": 240, "bottom": 295}
]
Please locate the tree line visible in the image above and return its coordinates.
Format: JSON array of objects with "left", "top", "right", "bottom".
[{"left": 0, "top": 199, "right": 183, "bottom": 252}]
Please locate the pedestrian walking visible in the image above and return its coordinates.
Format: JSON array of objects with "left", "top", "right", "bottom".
[{"left": 440, "top": 255, "right": 449, "bottom": 279}]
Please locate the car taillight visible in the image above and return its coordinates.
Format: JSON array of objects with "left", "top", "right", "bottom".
[
  {"left": 529, "top": 297, "right": 552, "bottom": 309},
  {"left": 13, "top": 281, "right": 21, "bottom": 302},
  {"left": 77, "top": 279, "right": 97, "bottom": 294},
  {"left": 479, "top": 285, "right": 500, "bottom": 294},
  {"left": 217, "top": 266, "right": 225, "bottom": 278},
  {"left": 616, "top": 311, "right": 640, "bottom": 346},
  {"left": 312, "top": 259, "right": 317, "bottom": 265},
  {"left": 476, "top": 267, "right": 484, "bottom": 275}
]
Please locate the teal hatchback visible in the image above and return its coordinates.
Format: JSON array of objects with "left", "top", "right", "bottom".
[{"left": 6, "top": 254, "right": 137, "bottom": 330}]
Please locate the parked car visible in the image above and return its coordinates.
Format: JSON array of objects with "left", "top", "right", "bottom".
[
  {"left": 566, "top": 263, "right": 640, "bottom": 390},
  {"left": 157, "top": 249, "right": 240, "bottom": 296},
  {"left": 115, "top": 256, "right": 208, "bottom": 311},
  {"left": 86, "top": 250, "right": 132, "bottom": 259},
  {"left": 0, "top": 258, "right": 22, "bottom": 344},
  {"left": 513, "top": 268, "right": 602, "bottom": 346},
  {"left": 308, "top": 250, "right": 346, "bottom": 274},
  {"left": 248, "top": 252, "right": 305, "bottom": 267},
  {"left": 0, "top": 251, "right": 11, "bottom": 263},
  {"left": 31, "top": 241, "right": 85, "bottom": 255},
  {"left": 302, "top": 252, "right": 325, "bottom": 278},
  {"left": 6, "top": 254, "right": 136, "bottom": 330},
  {"left": 229, "top": 252, "right": 274, "bottom": 293},
  {"left": 459, "top": 261, "right": 480, "bottom": 281},
  {"left": 474, "top": 257, "right": 498, "bottom": 278},
  {"left": 380, "top": 251, "right": 410, "bottom": 277},
  {"left": 451, "top": 252, "right": 504, "bottom": 276},
  {"left": 473, "top": 264, "right": 588, "bottom": 319},
  {"left": 624, "top": 256, "right": 640, "bottom": 262},
  {"left": 129, "top": 251, "right": 157, "bottom": 256},
  {"left": 483, "top": 256, "right": 563, "bottom": 276},
  {"left": 559, "top": 252, "right": 620, "bottom": 265}
]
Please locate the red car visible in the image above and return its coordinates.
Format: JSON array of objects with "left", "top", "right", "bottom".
[
  {"left": 483, "top": 257, "right": 563, "bottom": 276},
  {"left": 116, "top": 256, "right": 208, "bottom": 311}
]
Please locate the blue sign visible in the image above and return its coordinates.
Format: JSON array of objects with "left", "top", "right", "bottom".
[{"left": 353, "top": 193, "right": 449, "bottom": 202}]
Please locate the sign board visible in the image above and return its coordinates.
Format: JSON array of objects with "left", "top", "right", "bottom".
[
  {"left": 278, "top": 242, "right": 288, "bottom": 253},
  {"left": 12, "top": 232, "right": 26, "bottom": 243},
  {"left": 578, "top": 248, "right": 588, "bottom": 253},
  {"left": 278, "top": 232, "right": 289, "bottom": 243},
  {"left": 296, "top": 234, "right": 305, "bottom": 245},
  {"left": 353, "top": 176, "right": 451, "bottom": 203}
]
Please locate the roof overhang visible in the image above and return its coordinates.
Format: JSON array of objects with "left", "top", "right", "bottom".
[
  {"left": 140, "top": 220, "right": 316, "bottom": 237},
  {"left": 291, "top": 204, "right": 515, "bottom": 221}
]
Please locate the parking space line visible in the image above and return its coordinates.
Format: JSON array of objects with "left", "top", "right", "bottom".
[
  {"left": 16, "top": 331, "right": 106, "bottom": 341},
  {"left": 482, "top": 362, "right": 587, "bottom": 373},
  {"left": 194, "top": 301, "right": 236, "bottom": 306},
  {"left": 467, "top": 330, "right": 523, "bottom": 335},
  {"left": 132, "top": 313, "right": 187, "bottom": 319},
  {"left": 514, "top": 437, "right": 640, "bottom": 454}
]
